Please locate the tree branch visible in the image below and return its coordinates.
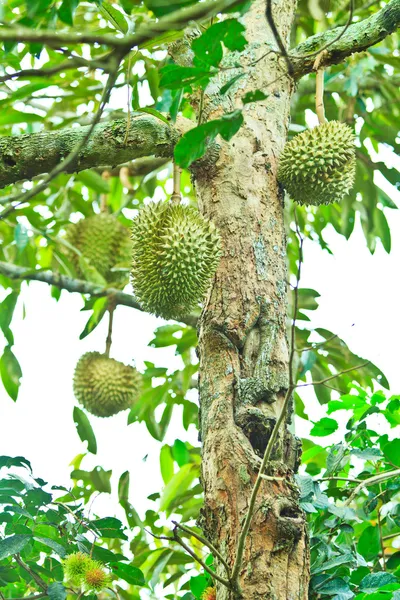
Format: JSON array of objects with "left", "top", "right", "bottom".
[
  {"left": 0, "top": 0, "right": 243, "bottom": 51},
  {"left": 344, "top": 468, "right": 400, "bottom": 506},
  {"left": 291, "top": 0, "right": 400, "bottom": 78},
  {"left": 0, "top": 261, "right": 198, "bottom": 328},
  {"left": 0, "top": 115, "right": 181, "bottom": 190}
]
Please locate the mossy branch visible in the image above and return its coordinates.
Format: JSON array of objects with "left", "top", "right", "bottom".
[
  {"left": 0, "top": 261, "right": 198, "bottom": 328},
  {"left": 0, "top": 116, "right": 180, "bottom": 190},
  {"left": 292, "top": 0, "right": 400, "bottom": 78}
]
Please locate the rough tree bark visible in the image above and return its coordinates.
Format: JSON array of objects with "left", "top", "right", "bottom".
[{"left": 195, "top": 1, "right": 309, "bottom": 598}]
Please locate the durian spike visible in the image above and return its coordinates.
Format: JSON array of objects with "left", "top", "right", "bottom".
[
  {"left": 170, "top": 162, "right": 182, "bottom": 205},
  {"left": 313, "top": 50, "right": 328, "bottom": 125}
]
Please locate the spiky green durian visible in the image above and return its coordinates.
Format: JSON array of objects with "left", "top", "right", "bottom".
[
  {"left": 131, "top": 202, "right": 221, "bottom": 319},
  {"left": 278, "top": 121, "right": 356, "bottom": 206},
  {"left": 82, "top": 563, "right": 111, "bottom": 591},
  {"left": 63, "top": 552, "right": 93, "bottom": 584},
  {"left": 73, "top": 352, "right": 142, "bottom": 418},
  {"left": 65, "top": 213, "right": 132, "bottom": 284}
]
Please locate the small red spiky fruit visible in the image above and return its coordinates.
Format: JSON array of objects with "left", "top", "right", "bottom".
[
  {"left": 202, "top": 587, "right": 216, "bottom": 600},
  {"left": 83, "top": 564, "right": 111, "bottom": 591}
]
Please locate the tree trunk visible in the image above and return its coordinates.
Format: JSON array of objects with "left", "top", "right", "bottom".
[{"left": 195, "top": 1, "right": 310, "bottom": 597}]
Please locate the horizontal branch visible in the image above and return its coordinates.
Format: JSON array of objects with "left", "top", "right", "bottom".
[
  {"left": 292, "top": 0, "right": 400, "bottom": 78},
  {"left": 0, "top": 116, "right": 180, "bottom": 189},
  {"left": 0, "top": 261, "right": 198, "bottom": 328},
  {"left": 0, "top": 0, "right": 243, "bottom": 51}
]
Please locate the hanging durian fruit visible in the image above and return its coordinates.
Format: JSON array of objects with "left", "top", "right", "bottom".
[
  {"left": 279, "top": 61, "right": 355, "bottom": 206},
  {"left": 131, "top": 200, "right": 221, "bottom": 319},
  {"left": 73, "top": 352, "right": 142, "bottom": 417},
  {"left": 278, "top": 121, "right": 356, "bottom": 206},
  {"left": 65, "top": 213, "right": 132, "bottom": 284}
]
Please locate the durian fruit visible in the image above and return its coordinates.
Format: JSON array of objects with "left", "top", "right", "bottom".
[
  {"left": 82, "top": 563, "right": 111, "bottom": 592},
  {"left": 65, "top": 213, "right": 132, "bottom": 284},
  {"left": 131, "top": 202, "right": 221, "bottom": 319},
  {"left": 73, "top": 352, "right": 142, "bottom": 418},
  {"left": 202, "top": 588, "right": 216, "bottom": 600},
  {"left": 63, "top": 552, "right": 94, "bottom": 584},
  {"left": 278, "top": 121, "right": 356, "bottom": 206}
]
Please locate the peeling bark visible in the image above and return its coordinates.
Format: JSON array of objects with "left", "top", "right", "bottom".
[{"left": 195, "top": 2, "right": 309, "bottom": 598}]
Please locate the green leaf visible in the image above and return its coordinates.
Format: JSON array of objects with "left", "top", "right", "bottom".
[
  {"left": 78, "top": 256, "right": 107, "bottom": 286},
  {"left": 160, "top": 445, "right": 174, "bottom": 484},
  {"left": 73, "top": 407, "right": 97, "bottom": 455},
  {"left": 96, "top": 0, "right": 129, "bottom": 33},
  {"left": 0, "top": 534, "right": 31, "bottom": 560},
  {"left": 0, "top": 456, "right": 31, "bottom": 471},
  {"left": 242, "top": 90, "right": 268, "bottom": 104},
  {"left": 34, "top": 537, "right": 66, "bottom": 557},
  {"left": 357, "top": 525, "right": 380, "bottom": 561},
  {"left": 0, "top": 345, "right": 22, "bottom": 401},
  {"left": 192, "top": 19, "right": 247, "bottom": 68},
  {"left": 15, "top": 223, "right": 29, "bottom": 252},
  {"left": 310, "top": 417, "right": 338, "bottom": 437},
  {"left": 47, "top": 582, "right": 66, "bottom": 600},
  {"left": 220, "top": 73, "right": 246, "bottom": 95},
  {"left": 0, "top": 292, "right": 18, "bottom": 345},
  {"left": 383, "top": 439, "right": 400, "bottom": 467},
  {"left": 312, "top": 553, "right": 355, "bottom": 574},
  {"left": 76, "top": 170, "right": 110, "bottom": 194},
  {"left": 172, "top": 439, "right": 190, "bottom": 467},
  {"left": 143, "top": 0, "right": 197, "bottom": 17},
  {"left": 91, "top": 517, "right": 127, "bottom": 540},
  {"left": 190, "top": 574, "right": 209, "bottom": 599},
  {"left": 159, "top": 464, "right": 197, "bottom": 511},
  {"left": 174, "top": 110, "right": 243, "bottom": 168},
  {"left": 136, "top": 107, "right": 170, "bottom": 125},
  {"left": 111, "top": 563, "right": 145, "bottom": 586},
  {"left": 58, "top": 0, "right": 79, "bottom": 25},
  {"left": 79, "top": 297, "right": 108, "bottom": 340},
  {"left": 159, "top": 65, "right": 212, "bottom": 90},
  {"left": 359, "top": 573, "right": 398, "bottom": 593}
]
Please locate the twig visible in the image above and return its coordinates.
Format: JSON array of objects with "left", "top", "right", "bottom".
[
  {"left": 383, "top": 532, "right": 400, "bottom": 541},
  {"left": 0, "top": 59, "right": 87, "bottom": 83},
  {"left": 105, "top": 302, "right": 115, "bottom": 357},
  {"left": 265, "top": 0, "right": 293, "bottom": 77},
  {"left": 145, "top": 527, "right": 232, "bottom": 589},
  {"left": 290, "top": 0, "right": 355, "bottom": 60},
  {"left": 296, "top": 361, "right": 370, "bottom": 388},
  {"left": 172, "top": 528, "right": 232, "bottom": 589},
  {"left": 14, "top": 556, "right": 47, "bottom": 592},
  {"left": 5, "top": 594, "right": 47, "bottom": 600},
  {"left": 344, "top": 469, "right": 400, "bottom": 507},
  {"left": 0, "top": 0, "right": 244, "bottom": 50},
  {"left": 0, "top": 58, "right": 122, "bottom": 220},
  {"left": 314, "top": 56, "right": 327, "bottom": 125},
  {"left": 230, "top": 209, "right": 304, "bottom": 590},
  {"left": 170, "top": 162, "right": 182, "bottom": 204},
  {"left": 296, "top": 332, "right": 340, "bottom": 353},
  {"left": 377, "top": 489, "right": 386, "bottom": 571},
  {"left": 0, "top": 260, "right": 198, "bottom": 327},
  {"left": 172, "top": 521, "right": 231, "bottom": 575},
  {"left": 320, "top": 476, "right": 362, "bottom": 483}
]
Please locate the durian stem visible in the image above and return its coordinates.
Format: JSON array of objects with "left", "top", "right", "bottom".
[
  {"left": 315, "top": 68, "right": 327, "bottom": 125},
  {"left": 105, "top": 303, "right": 115, "bottom": 357},
  {"left": 100, "top": 170, "right": 111, "bottom": 212},
  {"left": 170, "top": 162, "right": 182, "bottom": 204}
]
